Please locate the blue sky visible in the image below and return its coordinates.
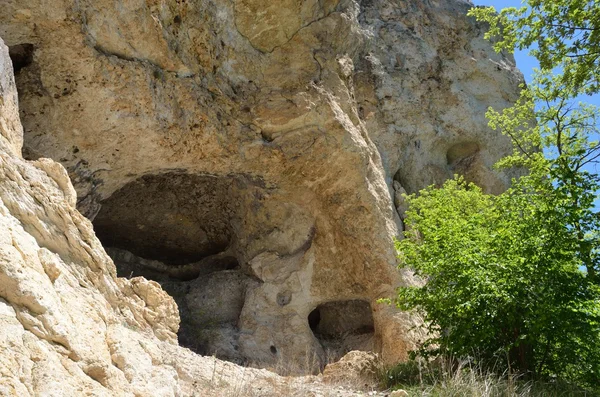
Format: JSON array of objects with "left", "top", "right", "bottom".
[
  {"left": 471, "top": 0, "right": 538, "bottom": 82},
  {"left": 472, "top": 0, "right": 600, "bottom": 180}
]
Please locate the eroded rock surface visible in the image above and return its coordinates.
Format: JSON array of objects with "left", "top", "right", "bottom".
[
  {"left": 0, "top": 35, "right": 399, "bottom": 397},
  {"left": 0, "top": 0, "right": 523, "bottom": 389}
]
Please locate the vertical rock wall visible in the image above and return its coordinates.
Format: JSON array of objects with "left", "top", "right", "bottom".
[
  {"left": 0, "top": 0, "right": 523, "bottom": 376},
  {"left": 0, "top": 37, "right": 182, "bottom": 395}
]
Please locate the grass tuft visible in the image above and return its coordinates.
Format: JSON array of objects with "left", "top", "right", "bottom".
[{"left": 380, "top": 357, "right": 598, "bottom": 397}]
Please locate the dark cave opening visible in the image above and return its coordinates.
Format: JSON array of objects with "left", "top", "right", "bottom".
[
  {"left": 308, "top": 306, "right": 321, "bottom": 331},
  {"left": 308, "top": 300, "right": 375, "bottom": 360},
  {"left": 8, "top": 44, "right": 34, "bottom": 73},
  {"left": 93, "top": 172, "right": 252, "bottom": 362},
  {"left": 94, "top": 172, "right": 236, "bottom": 267},
  {"left": 173, "top": 269, "right": 255, "bottom": 364}
]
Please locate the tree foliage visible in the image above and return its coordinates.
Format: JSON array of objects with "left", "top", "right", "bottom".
[
  {"left": 469, "top": 0, "right": 600, "bottom": 95},
  {"left": 394, "top": 0, "right": 600, "bottom": 391},
  {"left": 397, "top": 173, "right": 600, "bottom": 385}
]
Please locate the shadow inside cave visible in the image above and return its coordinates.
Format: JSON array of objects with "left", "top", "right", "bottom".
[
  {"left": 308, "top": 299, "right": 375, "bottom": 363},
  {"left": 93, "top": 172, "right": 256, "bottom": 364}
]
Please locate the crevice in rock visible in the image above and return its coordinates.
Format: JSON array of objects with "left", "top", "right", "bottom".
[
  {"left": 392, "top": 172, "right": 408, "bottom": 227},
  {"left": 106, "top": 247, "right": 239, "bottom": 281},
  {"left": 91, "top": 44, "right": 195, "bottom": 79},
  {"left": 8, "top": 44, "right": 34, "bottom": 73},
  {"left": 92, "top": 44, "right": 149, "bottom": 67},
  {"left": 308, "top": 300, "right": 375, "bottom": 362}
]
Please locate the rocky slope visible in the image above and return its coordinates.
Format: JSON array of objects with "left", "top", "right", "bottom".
[{"left": 0, "top": 0, "right": 523, "bottom": 394}]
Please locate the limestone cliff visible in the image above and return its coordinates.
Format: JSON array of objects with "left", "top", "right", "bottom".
[{"left": 0, "top": 0, "right": 523, "bottom": 394}]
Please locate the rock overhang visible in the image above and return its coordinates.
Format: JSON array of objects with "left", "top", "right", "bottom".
[{"left": 0, "top": 0, "right": 524, "bottom": 379}]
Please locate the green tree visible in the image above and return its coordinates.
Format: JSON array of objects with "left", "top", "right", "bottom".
[
  {"left": 394, "top": 0, "right": 600, "bottom": 390},
  {"left": 469, "top": 0, "right": 600, "bottom": 95},
  {"left": 489, "top": 74, "right": 600, "bottom": 282},
  {"left": 397, "top": 173, "right": 600, "bottom": 387},
  {"left": 468, "top": 0, "right": 600, "bottom": 289}
]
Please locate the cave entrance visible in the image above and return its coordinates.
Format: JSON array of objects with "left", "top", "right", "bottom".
[
  {"left": 308, "top": 300, "right": 375, "bottom": 362},
  {"left": 8, "top": 44, "right": 34, "bottom": 74},
  {"left": 94, "top": 172, "right": 236, "bottom": 269},
  {"left": 93, "top": 172, "right": 257, "bottom": 364}
]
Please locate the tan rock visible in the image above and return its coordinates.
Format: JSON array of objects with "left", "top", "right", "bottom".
[
  {"left": 0, "top": 39, "right": 22, "bottom": 156},
  {"left": 322, "top": 350, "right": 381, "bottom": 385},
  {"left": 234, "top": 0, "right": 338, "bottom": 53},
  {"left": 0, "top": 0, "right": 524, "bottom": 393}
]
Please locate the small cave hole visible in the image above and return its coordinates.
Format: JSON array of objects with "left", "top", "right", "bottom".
[
  {"left": 277, "top": 291, "right": 292, "bottom": 307},
  {"left": 308, "top": 306, "right": 321, "bottom": 331},
  {"left": 8, "top": 44, "right": 34, "bottom": 73},
  {"left": 446, "top": 141, "right": 480, "bottom": 167},
  {"left": 270, "top": 345, "right": 277, "bottom": 355},
  {"left": 308, "top": 300, "right": 375, "bottom": 362}
]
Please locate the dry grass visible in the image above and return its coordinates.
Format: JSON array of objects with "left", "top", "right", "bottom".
[
  {"left": 191, "top": 351, "right": 597, "bottom": 397},
  {"left": 381, "top": 358, "right": 597, "bottom": 397},
  {"left": 199, "top": 350, "right": 388, "bottom": 397}
]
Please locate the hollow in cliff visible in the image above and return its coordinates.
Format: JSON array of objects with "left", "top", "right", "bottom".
[
  {"left": 309, "top": 300, "right": 375, "bottom": 362},
  {"left": 93, "top": 172, "right": 258, "bottom": 363}
]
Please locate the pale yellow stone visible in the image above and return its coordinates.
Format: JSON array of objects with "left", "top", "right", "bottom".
[{"left": 0, "top": 0, "right": 523, "bottom": 393}]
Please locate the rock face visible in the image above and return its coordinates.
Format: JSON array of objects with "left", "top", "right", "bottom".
[
  {"left": 0, "top": 36, "right": 370, "bottom": 397},
  {"left": 322, "top": 350, "right": 381, "bottom": 386},
  {"left": 0, "top": 0, "right": 523, "bottom": 388},
  {"left": 0, "top": 37, "right": 179, "bottom": 395}
]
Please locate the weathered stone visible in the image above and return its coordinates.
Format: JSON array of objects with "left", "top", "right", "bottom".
[
  {"left": 1, "top": 36, "right": 386, "bottom": 397},
  {"left": 0, "top": 0, "right": 524, "bottom": 393},
  {"left": 322, "top": 350, "right": 381, "bottom": 385}
]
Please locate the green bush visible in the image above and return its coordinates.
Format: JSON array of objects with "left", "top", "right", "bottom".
[
  {"left": 396, "top": 175, "right": 600, "bottom": 389},
  {"left": 393, "top": 0, "right": 600, "bottom": 391}
]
